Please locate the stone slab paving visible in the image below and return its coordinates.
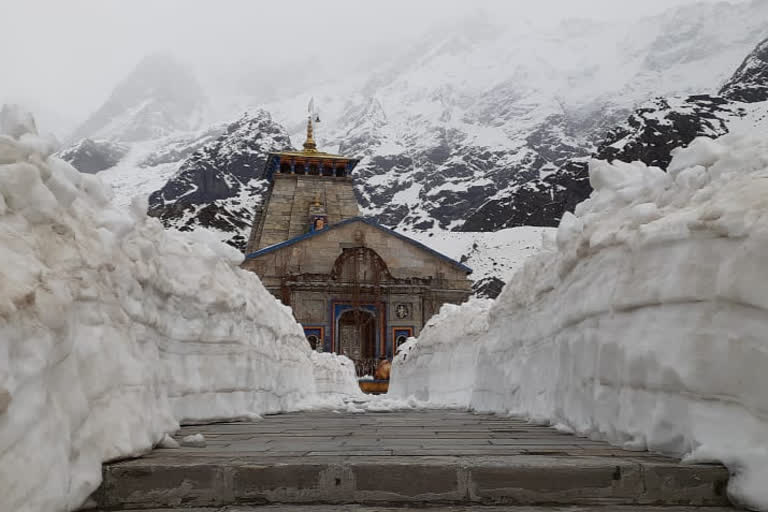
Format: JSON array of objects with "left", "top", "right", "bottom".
[
  {"left": 112, "top": 508, "right": 739, "bottom": 512},
  {"left": 93, "top": 410, "right": 734, "bottom": 510}
]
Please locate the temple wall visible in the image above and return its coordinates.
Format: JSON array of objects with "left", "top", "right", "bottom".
[
  {"left": 254, "top": 175, "right": 360, "bottom": 250},
  {"left": 242, "top": 220, "right": 472, "bottom": 356},
  {"left": 242, "top": 222, "right": 471, "bottom": 290}
]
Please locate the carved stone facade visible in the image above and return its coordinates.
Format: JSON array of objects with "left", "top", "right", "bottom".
[{"left": 242, "top": 218, "right": 472, "bottom": 374}]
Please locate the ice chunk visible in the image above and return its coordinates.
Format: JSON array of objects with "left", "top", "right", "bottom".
[
  {"left": 157, "top": 434, "right": 180, "bottom": 449},
  {"left": 180, "top": 433, "right": 206, "bottom": 448}
]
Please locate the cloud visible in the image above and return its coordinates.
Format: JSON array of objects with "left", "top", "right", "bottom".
[{"left": 0, "top": 0, "right": 749, "bottom": 136}]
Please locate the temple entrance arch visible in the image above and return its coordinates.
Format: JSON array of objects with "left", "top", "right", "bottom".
[{"left": 335, "top": 307, "right": 379, "bottom": 376}]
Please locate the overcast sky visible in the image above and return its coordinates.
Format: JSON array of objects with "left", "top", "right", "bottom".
[{"left": 0, "top": 0, "right": 747, "bottom": 133}]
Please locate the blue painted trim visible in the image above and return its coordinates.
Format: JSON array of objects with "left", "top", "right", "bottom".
[
  {"left": 244, "top": 217, "right": 473, "bottom": 274},
  {"left": 333, "top": 303, "right": 379, "bottom": 357}
]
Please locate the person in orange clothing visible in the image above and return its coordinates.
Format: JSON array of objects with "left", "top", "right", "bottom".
[{"left": 374, "top": 357, "right": 391, "bottom": 380}]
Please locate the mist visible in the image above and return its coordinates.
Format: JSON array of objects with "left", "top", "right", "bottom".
[{"left": 0, "top": 0, "right": 751, "bottom": 136}]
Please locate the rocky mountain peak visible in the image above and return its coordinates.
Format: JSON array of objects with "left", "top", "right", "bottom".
[
  {"left": 147, "top": 110, "right": 291, "bottom": 250},
  {"left": 720, "top": 37, "right": 768, "bottom": 103},
  {"left": 70, "top": 53, "right": 207, "bottom": 143},
  {"left": 57, "top": 138, "right": 128, "bottom": 174}
]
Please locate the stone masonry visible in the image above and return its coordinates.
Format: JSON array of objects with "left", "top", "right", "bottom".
[{"left": 247, "top": 174, "right": 361, "bottom": 252}]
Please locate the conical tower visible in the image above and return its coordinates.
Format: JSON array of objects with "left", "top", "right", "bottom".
[{"left": 245, "top": 114, "right": 361, "bottom": 253}]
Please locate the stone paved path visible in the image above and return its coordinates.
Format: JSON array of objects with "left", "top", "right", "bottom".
[
  {"left": 93, "top": 410, "right": 733, "bottom": 510},
  {"left": 121, "top": 507, "right": 738, "bottom": 512}
]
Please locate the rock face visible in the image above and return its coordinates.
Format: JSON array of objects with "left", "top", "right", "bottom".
[
  {"left": 472, "top": 276, "right": 505, "bottom": 299},
  {"left": 262, "top": 3, "right": 767, "bottom": 235},
  {"left": 139, "top": 31, "right": 767, "bottom": 293},
  {"left": 57, "top": 138, "right": 128, "bottom": 173},
  {"left": 70, "top": 54, "right": 207, "bottom": 143},
  {"left": 103, "top": 6, "right": 766, "bottom": 297},
  {"left": 460, "top": 37, "right": 768, "bottom": 232},
  {"left": 721, "top": 37, "right": 768, "bottom": 103},
  {"left": 147, "top": 110, "right": 291, "bottom": 251}
]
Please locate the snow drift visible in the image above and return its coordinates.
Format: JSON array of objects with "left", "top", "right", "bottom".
[
  {"left": 0, "top": 106, "right": 359, "bottom": 512},
  {"left": 390, "top": 133, "right": 768, "bottom": 511}
]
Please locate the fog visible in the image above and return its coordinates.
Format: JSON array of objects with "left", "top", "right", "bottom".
[{"left": 0, "top": 0, "right": 748, "bottom": 135}]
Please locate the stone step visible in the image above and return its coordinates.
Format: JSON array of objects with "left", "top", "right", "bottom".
[
  {"left": 90, "top": 412, "right": 734, "bottom": 510},
  {"left": 92, "top": 455, "right": 730, "bottom": 510},
  {"left": 91, "top": 507, "right": 739, "bottom": 512}
]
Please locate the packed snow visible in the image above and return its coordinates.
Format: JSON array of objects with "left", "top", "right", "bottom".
[
  {"left": 390, "top": 133, "right": 768, "bottom": 511},
  {"left": 0, "top": 107, "right": 360, "bottom": 512}
]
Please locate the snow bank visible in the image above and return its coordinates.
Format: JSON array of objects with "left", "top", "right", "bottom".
[
  {"left": 309, "top": 352, "right": 361, "bottom": 397},
  {"left": 0, "top": 106, "right": 358, "bottom": 512},
  {"left": 389, "top": 298, "right": 492, "bottom": 407},
  {"left": 390, "top": 133, "right": 768, "bottom": 511}
]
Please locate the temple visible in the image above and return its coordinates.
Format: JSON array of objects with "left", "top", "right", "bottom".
[{"left": 242, "top": 111, "right": 472, "bottom": 376}]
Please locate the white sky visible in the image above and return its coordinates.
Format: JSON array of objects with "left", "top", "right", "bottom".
[{"left": 0, "top": 0, "right": 748, "bottom": 133}]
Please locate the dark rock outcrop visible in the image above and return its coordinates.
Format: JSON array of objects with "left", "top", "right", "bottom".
[
  {"left": 461, "top": 37, "right": 768, "bottom": 232},
  {"left": 57, "top": 138, "right": 128, "bottom": 174},
  {"left": 147, "top": 110, "right": 290, "bottom": 251},
  {"left": 472, "top": 276, "right": 506, "bottom": 299},
  {"left": 720, "top": 37, "right": 768, "bottom": 103}
]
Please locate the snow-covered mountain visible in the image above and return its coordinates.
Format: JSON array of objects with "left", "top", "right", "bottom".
[
  {"left": 261, "top": 1, "right": 768, "bottom": 232},
  {"left": 147, "top": 111, "right": 291, "bottom": 250},
  {"left": 69, "top": 54, "right": 207, "bottom": 144},
  {"left": 56, "top": 138, "right": 128, "bottom": 174},
  {"left": 62, "top": 1, "right": 768, "bottom": 295},
  {"left": 463, "top": 35, "right": 768, "bottom": 232}
]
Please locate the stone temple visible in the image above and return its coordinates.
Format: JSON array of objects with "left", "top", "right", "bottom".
[{"left": 242, "top": 113, "right": 472, "bottom": 375}]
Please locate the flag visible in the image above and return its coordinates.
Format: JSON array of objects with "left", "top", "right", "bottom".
[{"left": 309, "top": 97, "right": 320, "bottom": 123}]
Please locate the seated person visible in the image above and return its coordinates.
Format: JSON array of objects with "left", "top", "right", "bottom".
[{"left": 374, "top": 357, "right": 391, "bottom": 380}]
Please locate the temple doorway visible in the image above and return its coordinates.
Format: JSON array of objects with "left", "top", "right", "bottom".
[{"left": 337, "top": 309, "right": 377, "bottom": 376}]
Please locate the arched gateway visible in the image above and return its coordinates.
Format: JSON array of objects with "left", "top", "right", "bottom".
[
  {"left": 337, "top": 309, "right": 377, "bottom": 375},
  {"left": 241, "top": 108, "right": 473, "bottom": 376}
]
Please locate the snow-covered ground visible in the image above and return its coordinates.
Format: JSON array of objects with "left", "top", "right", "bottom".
[
  {"left": 390, "top": 133, "right": 768, "bottom": 511},
  {"left": 0, "top": 108, "right": 360, "bottom": 512},
  {"left": 402, "top": 227, "right": 553, "bottom": 284}
]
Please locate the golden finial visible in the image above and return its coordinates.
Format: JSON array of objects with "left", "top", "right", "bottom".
[{"left": 303, "top": 116, "right": 317, "bottom": 152}]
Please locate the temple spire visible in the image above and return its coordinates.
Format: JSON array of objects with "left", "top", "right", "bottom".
[
  {"left": 303, "top": 115, "right": 317, "bottom": 152},
  {"left": 303, "top": 97, "right": 319, "bottom": 152}
]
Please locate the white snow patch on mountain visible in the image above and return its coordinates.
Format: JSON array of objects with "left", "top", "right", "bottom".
[
  {"left": 401, "top": 227, "right": 553, "bottom": 284},
  {"left": 97, "top": 141, "right": 180, "bottom": 206},
  {"left": 0, "top": 107, "right": 359, "bottom": 512},
  {"left": 390, "top": 132, "right": 768, "bottom": 511}
]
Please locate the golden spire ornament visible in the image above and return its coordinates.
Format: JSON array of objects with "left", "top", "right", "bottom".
[
  {"left": 303, "top": 97, "right": 319, "bottom": 152},
  {"left": 303, "top": 115, "right": 317, "bottom": 152}
]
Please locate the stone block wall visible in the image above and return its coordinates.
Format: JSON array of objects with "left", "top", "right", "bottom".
[{"left": 250, "top": 175, "right": 360, "bottom": 250}]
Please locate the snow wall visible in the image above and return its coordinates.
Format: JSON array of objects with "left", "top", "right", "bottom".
[
  {"left": 390, "top": 133, "right": 768, "bottom": 511},
  {"left": 0, "top": 107, "right": 360, "bottom": 512}
]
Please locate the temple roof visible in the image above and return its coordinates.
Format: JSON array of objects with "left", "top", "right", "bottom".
[
  {"left": 267, "top": 148, "right": 354, "bottom": 161},
  {"left": 263, "top": 115, "right": 360, "bottom": 180},
  {"left": 243, "top": 217, "right": 473, "bottom": 275}
]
